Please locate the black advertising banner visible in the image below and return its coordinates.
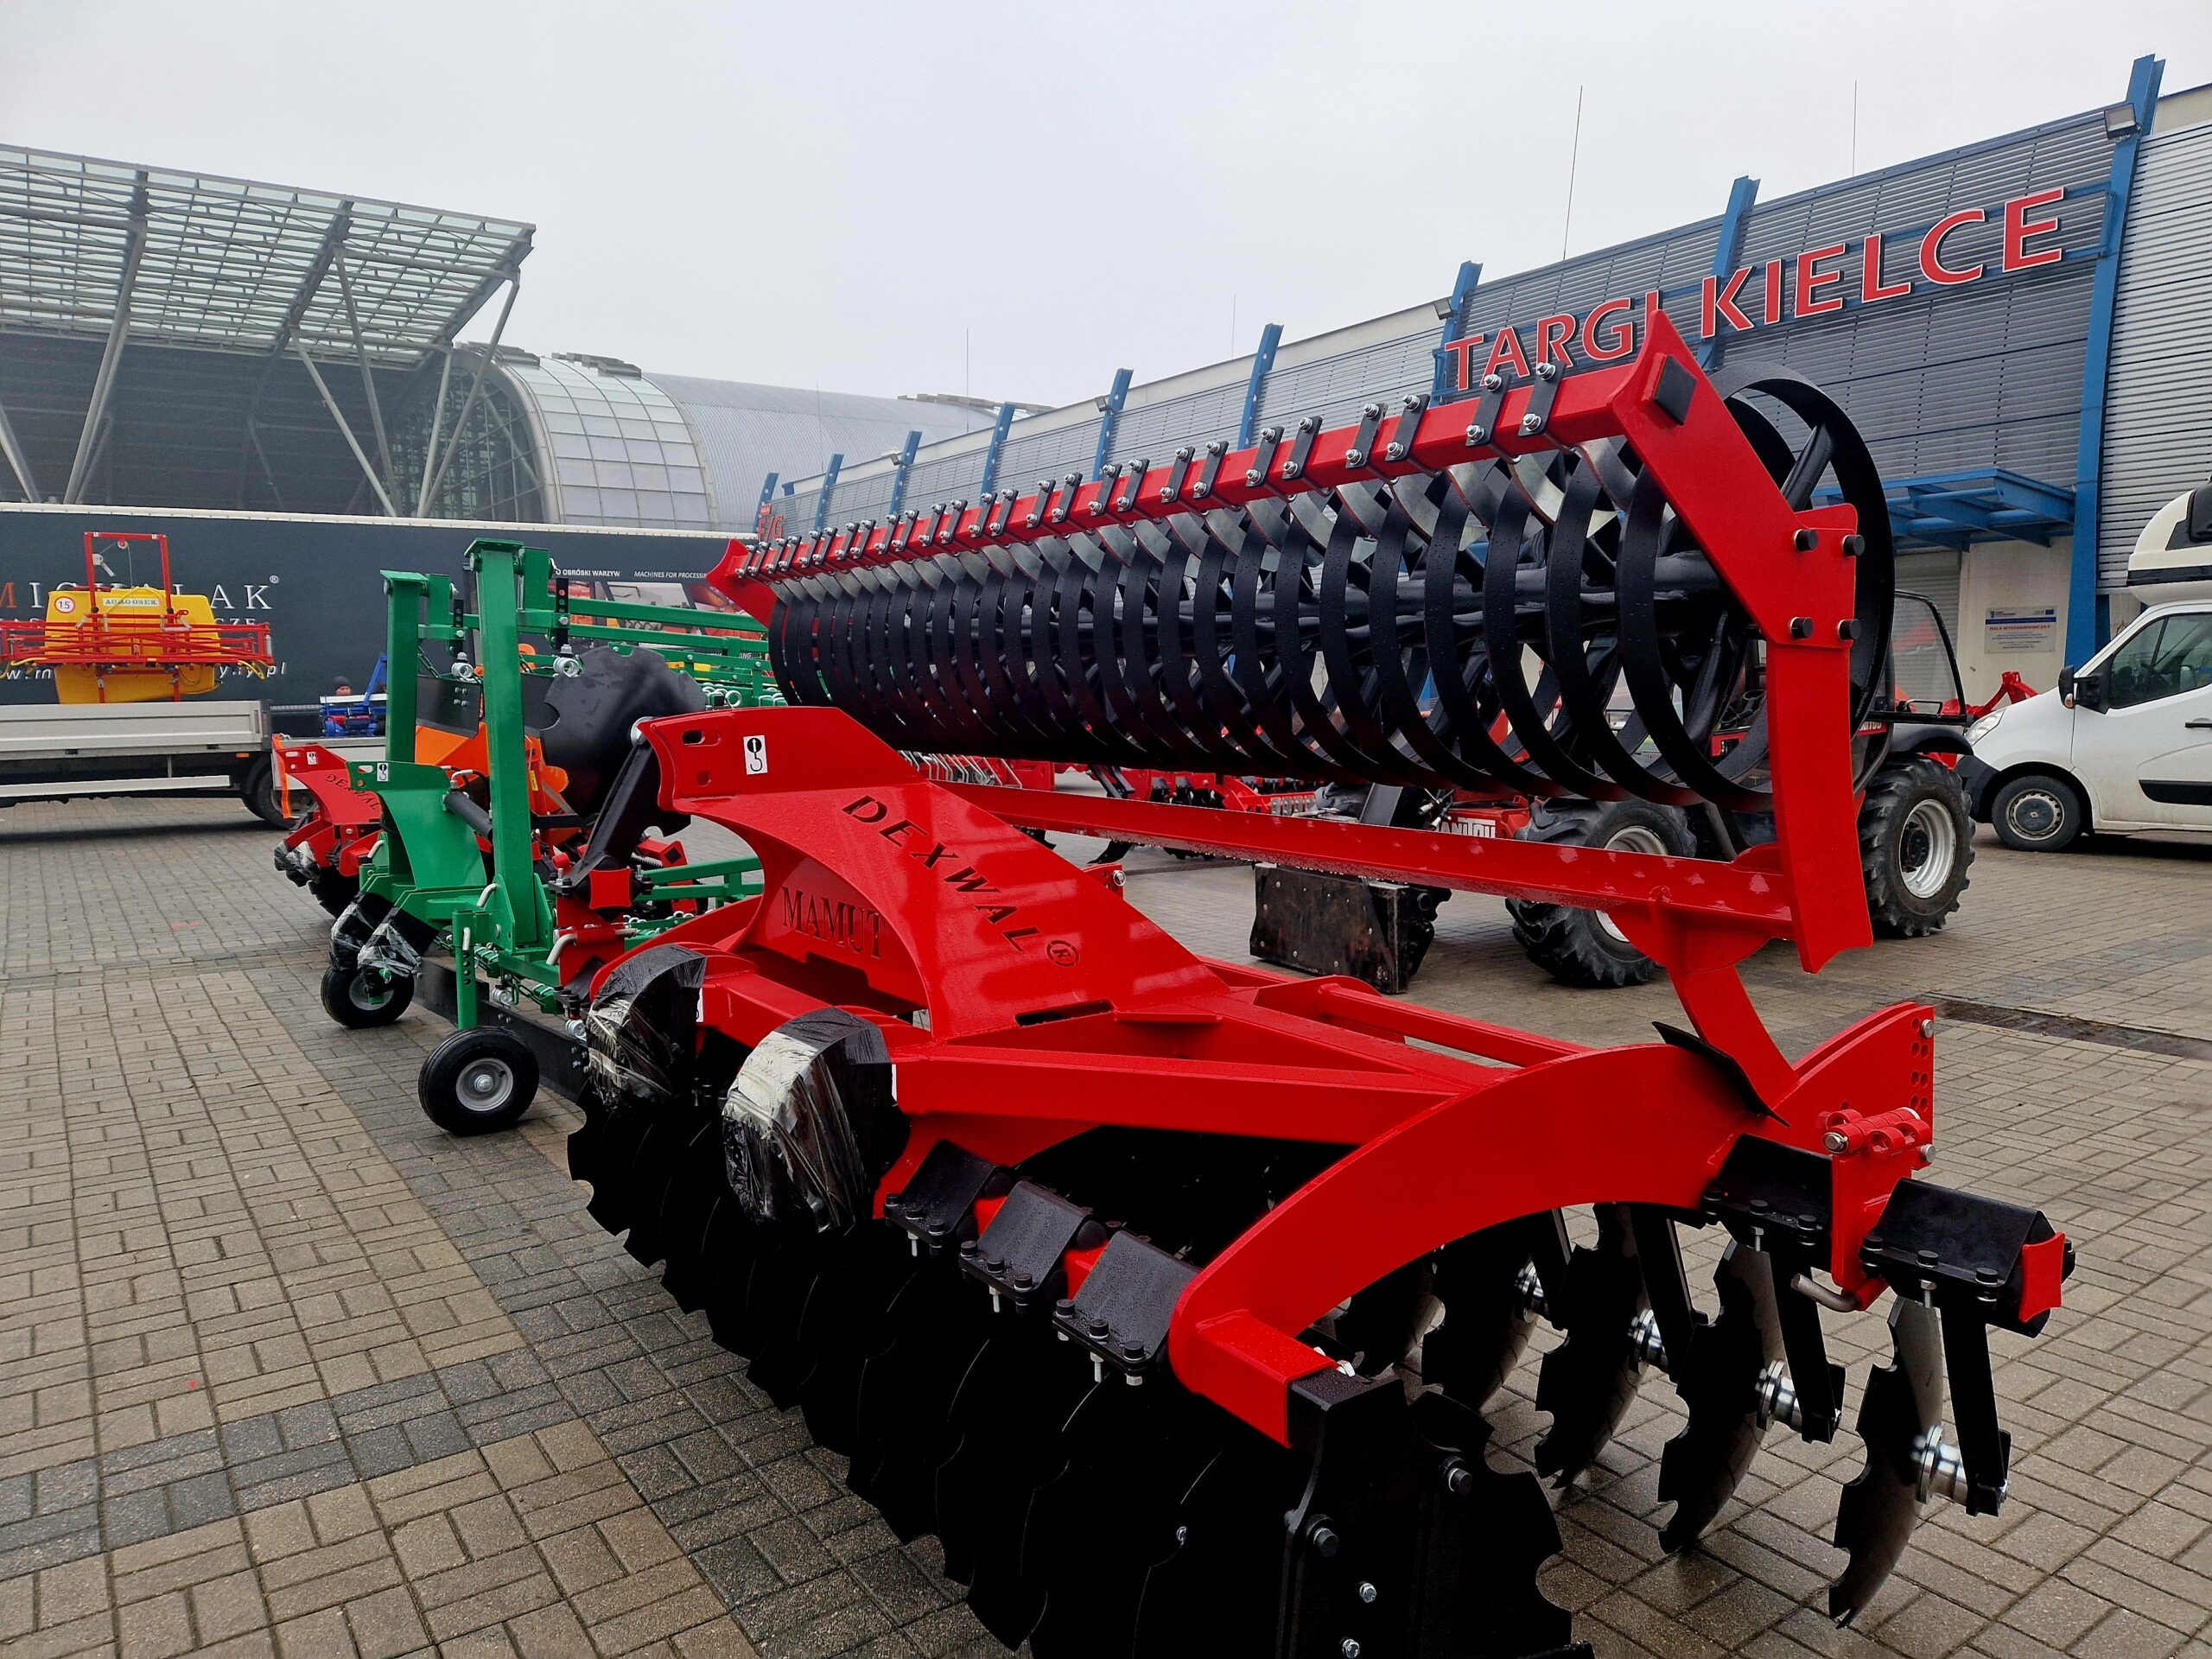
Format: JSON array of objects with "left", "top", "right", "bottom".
[{"left": 0, "top": 506, "right": 734, "bottom": 728}]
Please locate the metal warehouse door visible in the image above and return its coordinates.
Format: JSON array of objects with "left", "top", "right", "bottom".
[
  {"left": 1895, "top": 551, "right": 1963, "bottom": 640},
  {"left": 2100, "top": 113, "right": 2212, "bottom": 589}
]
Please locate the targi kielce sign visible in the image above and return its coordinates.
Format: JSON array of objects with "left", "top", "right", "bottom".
[{"left": 1437, "top": 188, "right": 2070, "bottom": 391}]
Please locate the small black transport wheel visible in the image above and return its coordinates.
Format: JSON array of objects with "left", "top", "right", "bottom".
[
  {"left": 419, "top": 1027, "right": 538, "bottom": 1135},
  {"left": 1859, "top": 758, "right": 1974, "bottom": 937},
  {"left": 1990, "top": 771, "right": 2086, "bottom": 853},
  {"left": 321, "top": 961, "right": 414, "bottom": 1028},
  {"left": 1506, "top": 799, "right": 1693, "bottom": 988}
]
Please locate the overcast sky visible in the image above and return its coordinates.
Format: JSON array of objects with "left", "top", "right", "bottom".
[{"left": 4, "top": 1, "right": 2208, "bottom": 411}]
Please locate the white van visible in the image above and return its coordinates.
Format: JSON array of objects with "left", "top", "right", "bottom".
[{"left": 1959, "top": 599, "right": 2212, "bottom": 849}]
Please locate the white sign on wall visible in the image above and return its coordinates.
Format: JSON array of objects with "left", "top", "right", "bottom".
[{"left": 1985, "top": 607, "right": 2057, "bottom": 654}]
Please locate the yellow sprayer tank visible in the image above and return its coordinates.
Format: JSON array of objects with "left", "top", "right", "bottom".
[{"left": 0, "top": 533, "right": 274, "bottom": 704}]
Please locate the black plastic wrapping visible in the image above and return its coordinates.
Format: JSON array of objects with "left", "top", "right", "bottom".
[
  {"left": 584, "top": 944, "right": 707, "bottom": 1107},
  {"left": 723, "top": 1009, "right": 905, "bottom": 1234}
]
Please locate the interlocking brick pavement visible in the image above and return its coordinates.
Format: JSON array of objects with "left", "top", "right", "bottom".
[{"left": 2, "top": 795, "right": 2208, "bottom": 1657}]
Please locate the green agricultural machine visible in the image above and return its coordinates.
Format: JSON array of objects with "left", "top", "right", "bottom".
[{"left": 320, "top": 538, "right": 775, "bottom": 1130}]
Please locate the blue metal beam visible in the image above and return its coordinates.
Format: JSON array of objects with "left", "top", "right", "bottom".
[
  {"left": 885, "top": 429, "right": 922, "bottom": 517},
  {"left": 2067, "top": 52, "right": 2163, "bottom": 663},
  {"left": 1091, "top": 367, "right": 1133, "bottom": 480},
  {"left": 1236, "top": 325, "right": 1281, "bottom": 448},
  {"left": 1699, "top": 175, "right": 1760, "bottom": 370},
  {"left": 1429, "top": 263, "right": 1481, "bottom": 400},
  {"left": 978, "top": 402, "right": 1017, "bottom": 496},
  {"left": 810, "top": 452, "right": 843, "bottom": 532}
]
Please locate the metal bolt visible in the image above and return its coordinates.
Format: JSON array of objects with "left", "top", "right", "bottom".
[
  {"left": 1823, "top": 1129, "right": 1849, "bottom": 1154},
  {"left": 1482, "top": 373, "right": 1503, "bottom": 391},
  {"left": 1384, "top": 442, "right": 1405, "bottom": 461},
  {"left": 1309, "top": 1524, "right": 1340, "bottom": 1559},
  {"left": 1841, "top": 533, "right": 1865, "bottom": 558},
  {"left": 1444, "top": 1461, "right": 1474, "bottom": 1497},
  {"left": 1175, "top": 1525, "right": 1188, "bottom": 1544},
  {"left": 1341, "top": 1642, "right": 1362, "bottom": 1659},
  {"left": 1357, "top": 1581, "right": 1377, "bottom": 1605},
  {"left": 1465, "top": 423, "right": 1488, "bottom": 446},
  {"left": 1838, "top": 619, "right": 1860, "bottom": 640},
  {"left": 1789, "top": 616, "right": 1814, "bottom": 639},
  {"left": 959, "top": 1238, "right": 979, "bottom": 1255},
  {"left": 1244, "top": 470, "right": 1263, "bottom": 486},
  {"left": 1518, "top": 413, "right": 1543, "bottom": 435},
  {"left": 1344, "top": 450, "right": 1366, "bottom": 468},
  {"left": 1919, "top": 1016, "right": 1935, "bottom": 1038},
  {"left": 1535, "top": 360, "right": 1558, "bottom": 380},
  {"left": 1793, "top": 527, "right": 1819, "bottom": 552},
  {"left": 1363, "top": 403, "right": 1382, "bottom": 419}
]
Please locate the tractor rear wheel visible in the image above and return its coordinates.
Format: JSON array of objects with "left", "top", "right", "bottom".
[
  {"left": 1859, "top": 759, "right": 1974, "bottom": 937},
  {"left": 320, "top": 962, "right": 413, "bottom": 1027},
  {"left": 419, "top": 1028, "right": 537, "bottom": 1135},
  {"left": 1507, "top": 800, "right": 1693, "bottom": 987}
]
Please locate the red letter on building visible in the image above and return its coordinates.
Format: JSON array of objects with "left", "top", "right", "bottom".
[
  {"left": 1534, "top": 314, "right": 1577, "bottom": 369},
  {"left": 2003, "top": 188, "right": 2065, "bottom": 270},
  {"left": 1581, "top": 297, "right": 1636, "bottom": 360},
  {"left": 1484, "top": 326, "right": 1531, "bottom": 381},
  {"left": 1795, "top": 244, "right": 1847, "bottom": 316},
  {"left": 1762, "top": 260, "right": 1784, "bottom": 324},
  {"left": 1439, "top": 334, "right": 1485, "bottom": 391},
  {"left": 1700, "top": 268, "right": 1754, "bottom": 336},
  {"left": 1920, "top": 209, "right": 1986, "bottom": 285},
  {"left": 1860, "top": 233, "right": 1913, "bottom": 303}
]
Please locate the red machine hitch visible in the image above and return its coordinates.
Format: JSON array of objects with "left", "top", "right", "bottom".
[{"left": 545, "top": 321, "right": 2070, "bottom": 1656}]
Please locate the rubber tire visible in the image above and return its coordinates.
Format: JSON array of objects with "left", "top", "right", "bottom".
[
  {"left": 1859, "top": 758, "right": 1974, "bottom": 938},
  {"left": 238, "top": 755, "right": 289, "bottom": 827},
  {"left": 1990, "top": 771, "right": 2087, "bottom": 853},
  {"left": 1506, "top": 799, "right": 1694, "bottom": 988},
  {"left": 320, "top": 962, "right": 414, "bottom": 1028},
  {"left": 310, "top": 868, "right": 359, "bottom": 918},
  {"left": 419, "top": 1028, "right": 538, "bottom": 1135}
]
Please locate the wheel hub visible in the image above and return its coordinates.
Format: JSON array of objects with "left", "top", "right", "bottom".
[
  {"left": 2007, "top": 790, "right": 2061, "bottom": 839},
  {"left": 1598, "top": 824, "right": 1670, "bottom": 945},
  {"left": 460, "top": 1058, "right": 515, "bottom": 1112},
  {"left": 1898, "top": 799, "right": 1957, "bottom": 899}
]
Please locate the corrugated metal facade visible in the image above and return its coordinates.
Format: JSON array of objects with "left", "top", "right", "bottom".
[
  {"left": 775, "top": 106, "right": 2127, "bottom": 541},
  {"left": 639, "top": 375, "right": 992, "bottom": 534},
  {"left": 2098, "top": 111, "right": 2212, "bottom": 587}
]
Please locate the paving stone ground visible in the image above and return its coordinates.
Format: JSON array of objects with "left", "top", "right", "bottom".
[{"left": 2, "top": 795, "right": 2209, "bottom": 1658}]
